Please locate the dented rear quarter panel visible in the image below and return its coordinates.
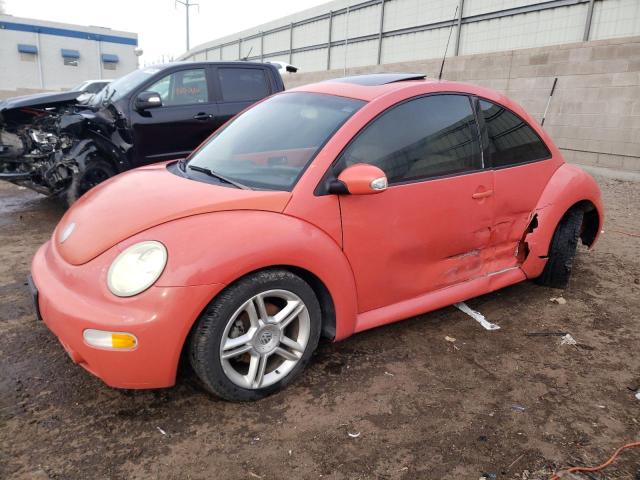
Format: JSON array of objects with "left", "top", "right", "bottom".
[{"left": 521, "top": 162, "right": 604, "bottom": 278}]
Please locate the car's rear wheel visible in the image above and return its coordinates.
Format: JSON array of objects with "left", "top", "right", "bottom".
[
  {"left": 189, "top": 269, "right": 321, "bottom": 401},
  {"left": 535, "top": 207, "right": 584, "bottom": 288},
  {"left": 66, "top": 157, "right": 115, "bottom": 206}
]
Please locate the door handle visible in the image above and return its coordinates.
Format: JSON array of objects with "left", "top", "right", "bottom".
[
  {"left": 193, "top": 113, "right": 213, "bottom": 121},
  {"left": 472, "top": 189, "right": 494, "bottom": 199}
]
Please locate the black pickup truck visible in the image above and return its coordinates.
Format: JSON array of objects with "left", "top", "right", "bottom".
[{"left": 0, "top": 61, "right": 284, "bottom": 204}]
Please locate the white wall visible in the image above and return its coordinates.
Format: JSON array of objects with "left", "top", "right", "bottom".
[
  {"left": 0, "top": 15, "right": 138, "bottom": 92},
  {"left": 180, "top": 0, "right": 640, "bottom": 75}
]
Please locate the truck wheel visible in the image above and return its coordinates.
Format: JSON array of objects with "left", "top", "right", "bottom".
[
  {"left": 66, "top": 158, "right": 115, "bottom": 206},
  {"left": 535, "top": 208, "right": 584, "bottom": 289},
  {"left": 189, "top": 269, "right": 321, "bottom": 401}
]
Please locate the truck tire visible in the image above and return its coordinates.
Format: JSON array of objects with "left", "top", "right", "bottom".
[
  {"left": 66, "top": 157, "right": 115, "bottom": 206},
  {"left": 535, "top": 207, "right": 584, "bottom": 289}
]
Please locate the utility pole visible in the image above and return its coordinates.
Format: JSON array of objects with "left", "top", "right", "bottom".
[{"left": 176, "top": 0, "right": 199, "bottom": 51}]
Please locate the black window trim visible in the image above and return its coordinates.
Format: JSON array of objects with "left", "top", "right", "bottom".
[
  {"left": 473, "top": 95, "right": 552, "bottom": 170},
  {"left": 316, "top": 92, "right": 486, "bottom": 196}
]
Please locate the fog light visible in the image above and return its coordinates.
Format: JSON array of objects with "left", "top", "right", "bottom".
[{"left": 83, "top": 329, "right": 137, "bottom": 350}]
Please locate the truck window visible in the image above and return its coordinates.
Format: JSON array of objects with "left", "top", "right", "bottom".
[
  {"left": 147, "top": 69, "right": 209, "bottom": 106},
  {"left": 218, "top": 68, "right": 270, "bottom": 102}
]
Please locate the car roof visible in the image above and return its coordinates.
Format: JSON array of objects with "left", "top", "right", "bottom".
[
  {"left": 290, "top": 73, "right": 517, "bottom": 105},
  {"left": 149, "top": 61, "right": 275, "bottom": 70}
]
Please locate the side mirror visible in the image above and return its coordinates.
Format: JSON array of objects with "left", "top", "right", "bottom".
[
  {"left": 333, "top": 163, "right": 388, "bottom": 195},
  {"left": 135, "top": 91, "right": 162, "bottom": 111}
]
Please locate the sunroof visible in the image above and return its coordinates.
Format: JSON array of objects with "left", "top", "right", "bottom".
[{"left": 325, "top": 73, "right": 427, "bottom": 86}]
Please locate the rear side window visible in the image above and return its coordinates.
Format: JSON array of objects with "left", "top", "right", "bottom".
[
  {"left": 218, "top": 68, "right": 270, "bottom": 102},
  {"left": 338, "top": 94, "right": 481, "bottom": 184},
  {"left": 479, "top": 100, "right": 550, "bottom": 167}
]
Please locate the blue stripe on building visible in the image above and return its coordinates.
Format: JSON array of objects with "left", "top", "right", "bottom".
[{"left": 0, "top": 21, "right": 137, "bottom": 46}]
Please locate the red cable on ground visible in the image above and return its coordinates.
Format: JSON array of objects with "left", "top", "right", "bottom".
[{"left": 550, "top": 441, "right": 640, "bottom": 479}]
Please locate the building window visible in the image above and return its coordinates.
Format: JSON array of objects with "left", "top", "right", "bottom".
[
  {"left": 61, "top": 49, "right": 80, "bottom": 67},
  {"left": 17, "top": 44, "right": 37, "bottom": 62},
  {"left": 101, "top": 53, "right": 119, "bottom": 71}
]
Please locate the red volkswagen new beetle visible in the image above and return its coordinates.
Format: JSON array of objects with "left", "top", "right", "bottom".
[{"left": 30, "top": 74, "right": 603, "bottom": 401}]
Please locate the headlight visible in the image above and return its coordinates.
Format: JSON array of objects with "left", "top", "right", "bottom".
[{"left": 107, "top": 241, "right": 167, "bottom": 297}]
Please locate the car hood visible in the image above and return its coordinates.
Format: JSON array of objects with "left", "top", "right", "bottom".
[
  {"left": 55, "top": 163, "right": 292, "bottom": 265},
  {"left": 0, "top": 90, "right": 81, "bottom": 113}
]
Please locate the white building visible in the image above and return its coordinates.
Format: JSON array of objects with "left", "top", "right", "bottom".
[
  {"left": 179, "top": 0, "right": 640, "bottom": 73},
  {"left": 0, "top": 14, "right": 138, "bottom": 94}
]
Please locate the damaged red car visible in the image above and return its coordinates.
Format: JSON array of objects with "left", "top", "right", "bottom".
[{"left": 30, "top": 74, "right": 603, "bottom": 401}]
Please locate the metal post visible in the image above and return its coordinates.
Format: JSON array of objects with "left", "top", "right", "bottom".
[
  {"left": 327, "top": 11, "right": 333, "bottom": 70},
  {"left": 260, "top": 32, "right": 264, "bottom": 62},
  {"left": 583, "top": 0, "right": 595, "bottom": 41},
  {"left": 176, "top": 0, "right": 199, "bottom": 52},
  {"left": 343, "top": 6, "right": 350, "bottom": 76},
  {"left": 454, "top": 0, "right": 464, "bottom": 56},
  {"left": 377, "top": 0, "right": 385, "bottom": 65},
  {"left": 289, "top": 23, "right": 294, "bottom": 64},
  {"left": 35, "top": 31, "right": 44, "bottom": 88},
  {"left": 96, "top": 39, "right": 103, "bottom": 80},
  {"left": 238, "top": 38, "right": 242, "bottom": 59}
]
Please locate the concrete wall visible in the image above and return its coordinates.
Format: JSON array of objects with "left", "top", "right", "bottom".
[
  {"left": 180, "top": 0, "right": 640, "bottom": 76},
  {"left": 283, "top": 35, "right": 640, "bottom": 172},
  {"left": 0, "top": 15, "right": 138, "bottom": 93}
]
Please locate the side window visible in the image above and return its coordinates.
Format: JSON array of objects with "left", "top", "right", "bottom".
[
  {"left": 218, "top": 68, "right": 270, "bottom": 102},
  {"left": 146, "top": 69, "right": 209, "bottom": 106},
  {"left": 479, "top": 100, "right": 550, "bottom": 167},
  {"left": 338, "top": 94, "right": 481, "bottom": 184}
]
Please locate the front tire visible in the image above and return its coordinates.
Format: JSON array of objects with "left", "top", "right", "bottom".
[
  {"left": 66, "top": 157, "right": 115, "bottom": 206},
  {"left": 189, "top": 269, "right": 321, "bottom": 401},
  {"left": 535, "top": 207, "right": 584, "bottom": 288}
]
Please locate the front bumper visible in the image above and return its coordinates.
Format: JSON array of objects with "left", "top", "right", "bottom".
[{"left": 30, "top": 240, "right": 223, "bottom": 389}]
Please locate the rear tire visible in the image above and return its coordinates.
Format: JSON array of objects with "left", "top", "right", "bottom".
[
  {"left": 189, "top": 269, "right": 321, "bottom": 401},
  {"left": 535, "top": 208, "right": 584, "bottom": 289},
  {"left": 66, "top": 157, "right": 115, "bottom": 206}
]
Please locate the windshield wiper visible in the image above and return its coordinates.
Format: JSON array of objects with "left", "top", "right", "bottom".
[{"left": 188, "top": 164, "right": 249, "bottom": 190}]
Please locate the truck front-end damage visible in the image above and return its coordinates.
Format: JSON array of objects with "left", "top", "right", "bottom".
[
  {"left": 0, "top": 107, "right": 78, "bottom": 195},
  {"left": 0, "top": 95, "right": 131, "bottom": 204}
]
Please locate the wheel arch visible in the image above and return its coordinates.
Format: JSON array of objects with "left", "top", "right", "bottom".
[
  {"left": 145, "top": 210, "right": 358, "bottom": 341},
  {"left": 521, "top": 163, "right": 604, "bottom": 278}
]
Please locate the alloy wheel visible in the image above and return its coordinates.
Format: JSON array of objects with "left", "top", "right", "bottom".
[{"left": 219, "top": 289, "right": 311, "bottom": 389}]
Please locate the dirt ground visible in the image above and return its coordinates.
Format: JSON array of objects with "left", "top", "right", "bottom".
[{"left": 0, "top": 174, "right": 638, "bottom": 480}]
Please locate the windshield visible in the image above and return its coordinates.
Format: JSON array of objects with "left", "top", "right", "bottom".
[
  {"left": 89, "top": 67, "right": 161, "bottom": 106},
  {"left": 186, "top": 92, "right": 365, "bottom": 190}
]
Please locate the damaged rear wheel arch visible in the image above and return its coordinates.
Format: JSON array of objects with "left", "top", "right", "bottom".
[{"left": 571, "top": 199, "right": 600, "bottom": 247}]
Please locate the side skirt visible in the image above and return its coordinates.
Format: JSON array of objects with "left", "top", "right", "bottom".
[{"left": 354, "top": 267, "right": 525, "bottom": 334}]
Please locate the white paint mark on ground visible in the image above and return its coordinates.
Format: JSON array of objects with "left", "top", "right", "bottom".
[{"left": 454, "top": 302, "right": 500, "bottom": 331}]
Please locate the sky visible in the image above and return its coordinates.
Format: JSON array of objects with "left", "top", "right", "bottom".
[{"left": 2, "top": 0, "right": 329, "bottom": 65}]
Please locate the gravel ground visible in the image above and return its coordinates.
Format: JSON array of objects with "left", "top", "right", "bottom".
[{"left": 0, "top": 174, "right": 638, "bottom": 480}]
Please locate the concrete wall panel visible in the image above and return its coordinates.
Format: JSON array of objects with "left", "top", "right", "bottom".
[
  {"left": 293, "top": 18, "right": 330, "bottom": 49},
  {"left": 383, "top": 0, "right": 458, "bottom": 31},
  {"left": 459, "top": 4, "right": 587, "bottom": 56},
  {"left": 590, "top": 0, "right": 640, "bottom": 41},
  {"left": 263, "top": 29, "right": 290, "bottom": 55}
]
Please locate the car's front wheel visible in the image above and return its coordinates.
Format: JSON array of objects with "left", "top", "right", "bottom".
[
  {"left": 189, "top": 269, "right": 321, "bottom": 401},
  {"left": 66, "top": 157, "right": 115, "bottom": 206}
]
